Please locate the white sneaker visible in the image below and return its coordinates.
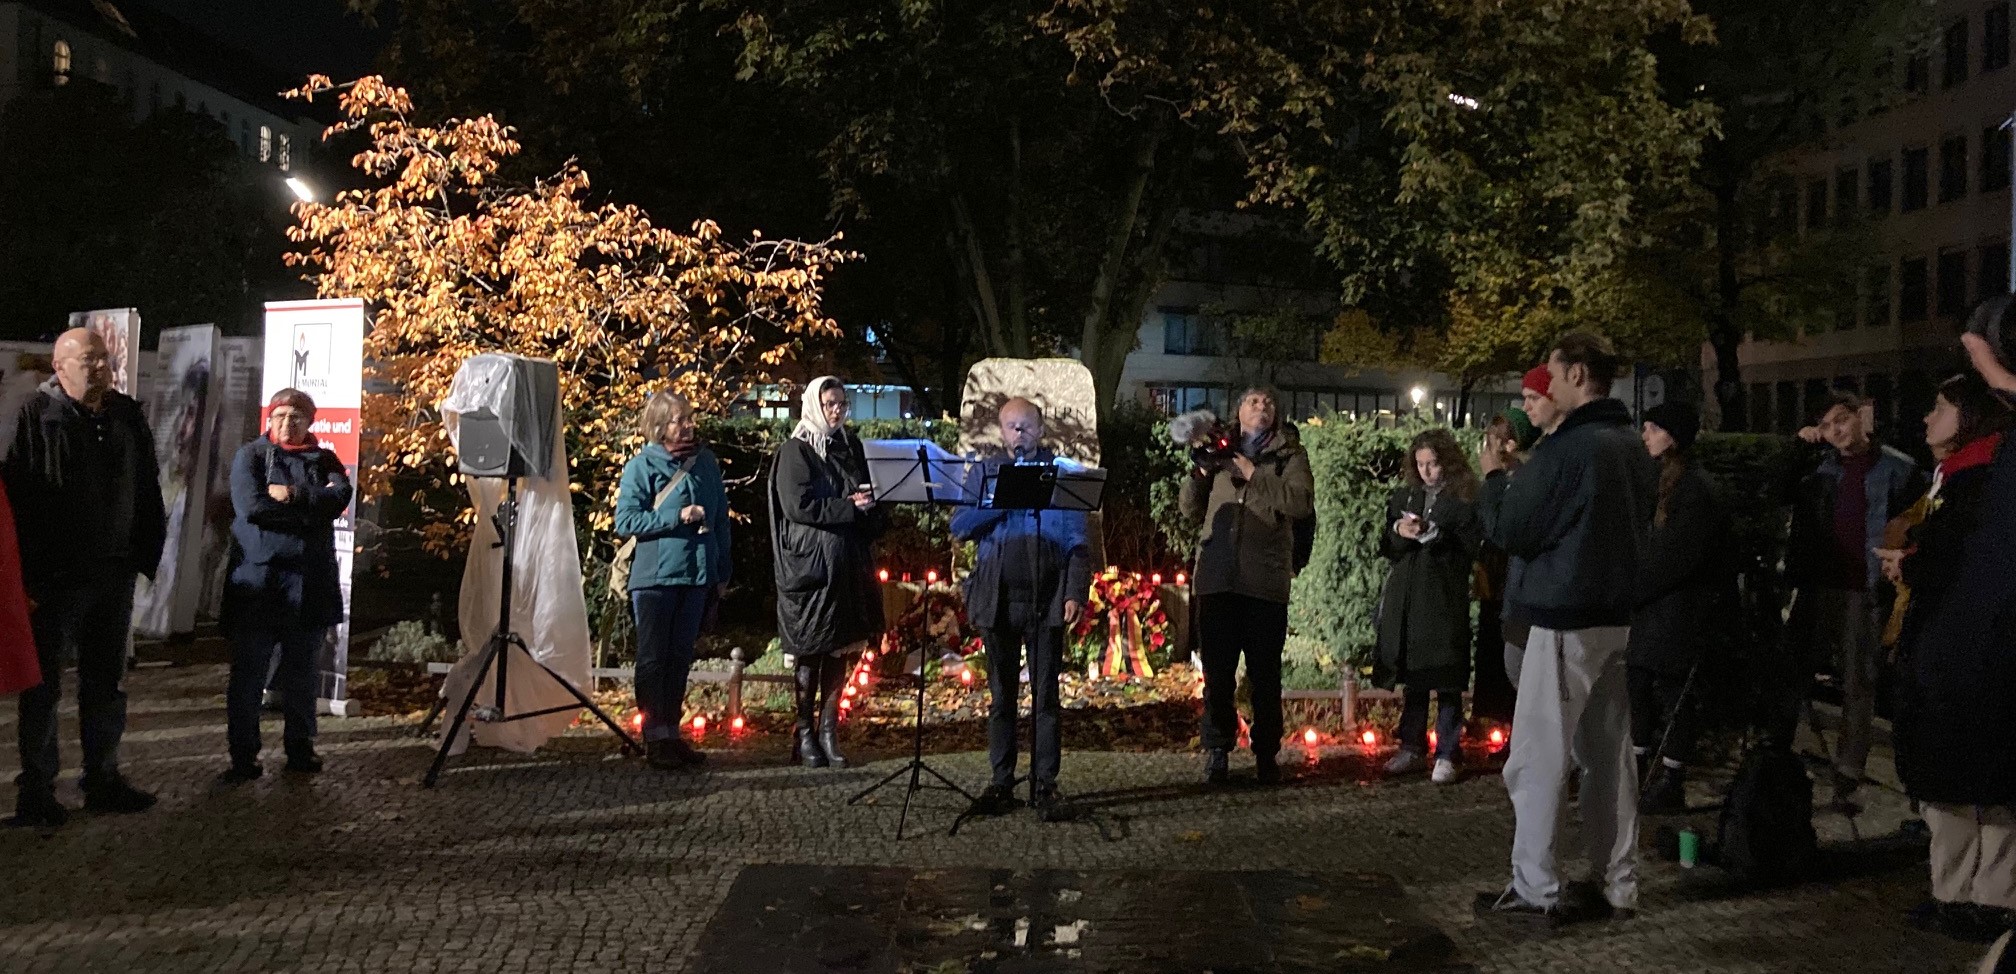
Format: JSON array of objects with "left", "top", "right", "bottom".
[
  {"left": 1431, "top": 758, "right": 1460, "bottom": 785},
  {"left": 1384, "top": 750, "right": 1427, "bottom": 775}
]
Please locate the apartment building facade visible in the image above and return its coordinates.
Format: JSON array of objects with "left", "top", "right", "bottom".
[
  {"left": 0, "top": 1, "right": 320, "bottom": 171},
  {"left": 1737, "top": 0, "right": 2014, "bottom": 448}
]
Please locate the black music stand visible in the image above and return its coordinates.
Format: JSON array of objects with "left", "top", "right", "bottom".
[
  {"left": 845, "top": 442, "right": 981, "bottom": 840},
  {"left": 953, "top": 460, "right": 1106, "bottom": 828}
]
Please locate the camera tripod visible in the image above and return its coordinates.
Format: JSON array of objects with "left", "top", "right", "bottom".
[{"left": 421, "top": 476, "right": 640, "bottom": 787}]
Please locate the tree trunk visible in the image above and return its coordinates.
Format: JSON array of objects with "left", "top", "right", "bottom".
[
  {"left": 1709, "top": 179, "right": 1749, "bottom": 432},
  {"left": 1003, "top": 115, "right": 1030, "bottom": 358},
  {"left": 1078, "top": 124, "right": 1168, "bottom": 423}
]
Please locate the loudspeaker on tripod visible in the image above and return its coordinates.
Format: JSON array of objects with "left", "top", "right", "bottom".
[{"left": 453, "top": 354, "right": 560, "bottom": 479}]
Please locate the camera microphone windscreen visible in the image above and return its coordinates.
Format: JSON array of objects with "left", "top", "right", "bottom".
[{"left": 1167, "top": 408, "right": 1217, "bottom": 445}]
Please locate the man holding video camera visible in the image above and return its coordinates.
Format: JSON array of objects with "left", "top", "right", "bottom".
[{"left": 1177, "top": 387, "right": 1314, "bottom": 786}]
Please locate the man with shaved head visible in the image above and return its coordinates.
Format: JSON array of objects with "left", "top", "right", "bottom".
[
  {"left": 3, "top": 328, "right": 165, "bottom": 827},
  {"left": 951, "top": 396, "right": 1091, "bottom": 819}
]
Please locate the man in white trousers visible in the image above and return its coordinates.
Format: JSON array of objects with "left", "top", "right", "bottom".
[{"left": 1475, "top": 331, "right": 1657, "bottom": 925}]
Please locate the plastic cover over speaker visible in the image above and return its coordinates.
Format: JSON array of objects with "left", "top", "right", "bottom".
[{"left": 441, "top": 353, "right": 559, "bottom": 478}]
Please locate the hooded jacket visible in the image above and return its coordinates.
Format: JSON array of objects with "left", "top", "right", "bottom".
[
  {"left": 1181, "top": 422, "right": 1315, "bottom": 605},
  {"left": 2, "top": 378, "right": 165, "bottom": 597},
  {"left": 1481, "top": 397, "right": 1657, "bottom": 631}
]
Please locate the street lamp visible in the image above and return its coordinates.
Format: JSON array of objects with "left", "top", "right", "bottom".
[
  {"left": 1409, "top": 384, "right": 1428, "bottom": 409},
  {"left": 284, "top": 176, "right": 316, "bottom": 203}
]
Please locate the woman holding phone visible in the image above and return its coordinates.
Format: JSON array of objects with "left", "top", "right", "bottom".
[
  {"left": 1373, "top": 428, "right": 1483, "bottom": 784},
  {"left": 769, "top": 376, "right": 886, "bottom": 768}
]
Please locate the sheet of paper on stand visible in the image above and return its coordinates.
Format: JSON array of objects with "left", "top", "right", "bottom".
[{"left": 861, "top": 438, "right": 980, "bottom": 504}]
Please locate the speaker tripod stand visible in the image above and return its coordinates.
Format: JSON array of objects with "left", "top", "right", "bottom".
[{"left": 421, "top": 476, "right": 640, "bottom": 787}]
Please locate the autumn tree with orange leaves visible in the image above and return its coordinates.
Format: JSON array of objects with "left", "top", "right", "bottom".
[{"left": 282, "top": 76, "right": 850, "bottom": 561}]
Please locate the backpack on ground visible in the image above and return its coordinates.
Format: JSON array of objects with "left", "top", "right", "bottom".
[{"left": 1713, "top": 743, "right": 1818, "bottom": 886}]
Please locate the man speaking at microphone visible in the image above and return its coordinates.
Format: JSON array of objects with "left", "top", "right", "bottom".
[{"left": 952, "top": 397, "right": 1091, "bottom": 819}]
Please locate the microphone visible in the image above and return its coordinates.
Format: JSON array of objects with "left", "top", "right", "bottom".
[{"left": 1013, "top": 446, "right": 1026, "bottom": 465}]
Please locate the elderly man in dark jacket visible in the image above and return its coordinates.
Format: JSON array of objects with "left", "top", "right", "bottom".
[
  {"left": 3, "top": 328, "right": 166, "bottom": 828},
  {"left": 952, "top": 398, "right": 1091, "bottom": 818},
  {"left": 1475, "top": 332, "right": 1656, "bottom": 925}
]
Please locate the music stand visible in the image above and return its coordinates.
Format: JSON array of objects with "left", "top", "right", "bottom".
[
  {"left": 952, "top": 460, "right": 1106, "bottom": 828},
  {"left": 844, "top": 441, "right": 982, "bottom": 840}
]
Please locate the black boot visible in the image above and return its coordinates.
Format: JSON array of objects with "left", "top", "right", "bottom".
[
  {"left": 794, "top": 662, "right": 826, "bottom": 768},
  {"left": 817, "top": 655, "right": 851, "bottom": 769}
]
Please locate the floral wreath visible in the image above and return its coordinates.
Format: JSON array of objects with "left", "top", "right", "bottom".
[{"left": 1069, "top": 568, "right": 1172, "bottom": 680}]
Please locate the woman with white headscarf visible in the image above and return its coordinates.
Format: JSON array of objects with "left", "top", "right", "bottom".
[{"left": 769, "top": 376, "right": 886, "bottom": 768}]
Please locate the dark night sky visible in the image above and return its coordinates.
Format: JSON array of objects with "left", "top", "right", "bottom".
[{"left": 121, "top": 0, "right": 390, "bottom": 81}]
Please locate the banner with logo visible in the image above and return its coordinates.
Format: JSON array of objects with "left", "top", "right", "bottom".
[
  {"left": 196, "top": 337, "right": 264, "bottom": 620},
  {"left": 67, "top": 307, "right": 142, "bottom": 398},
  {"left": 133, "top": 325, "right": 223, "bottom": 638},
  {"left": 262, "top": 300, "right": 365, "bottom": 715}
]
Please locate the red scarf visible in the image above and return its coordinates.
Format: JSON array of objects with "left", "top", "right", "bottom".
[{"left": 1939, "top": 432, "right": 2003, "bottom": 479}]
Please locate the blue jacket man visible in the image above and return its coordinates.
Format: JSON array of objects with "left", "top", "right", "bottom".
[
  {"left": 950, "top": 398, "right": 1090, "bottom": 816},
  {"left": 1783, "top": 391, "right": 1925, "bottom": 801}
]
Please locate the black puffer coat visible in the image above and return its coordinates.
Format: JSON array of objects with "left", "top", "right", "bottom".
[
  {"left": 1628, "top": 463, "right": 1731, "bottom": 675},
  {"left": 1372, "top": 484, "right": 1481, "bottom": 692},
  {"left": 769, "top": 431, "right": 887, "bottom": 657},
  {"left": 1894, "top": 435, "right": 2015, "bottom": 806}
]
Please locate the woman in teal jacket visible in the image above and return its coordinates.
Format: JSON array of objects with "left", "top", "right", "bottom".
[{"left": 615, "top": 392, "right": 732, "bottom": 771}]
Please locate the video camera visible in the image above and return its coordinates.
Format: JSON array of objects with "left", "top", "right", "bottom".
[{"left": 1167, "top": 409, "right": 1238, "bottom": 477}]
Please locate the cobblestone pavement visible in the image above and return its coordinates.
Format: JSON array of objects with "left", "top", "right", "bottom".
[{"left": 0, "top": 665, "right": 1988, "bottom": 973}]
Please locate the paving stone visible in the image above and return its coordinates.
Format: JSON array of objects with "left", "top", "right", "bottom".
[{"left": 0, "top": 665, "right": 1989, "bottom": 973}]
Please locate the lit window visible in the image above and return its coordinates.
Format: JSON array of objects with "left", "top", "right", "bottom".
[
  {"left": 259, "top": 126, "right": 272, "bottom": 163},
  {"left": 278, "top": 134, "right": 291, "bottom": 172},
  {"left": 52, "top": 40, "right": 71, "bottom": 83}
]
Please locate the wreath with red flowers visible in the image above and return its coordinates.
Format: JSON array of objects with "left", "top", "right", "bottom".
[{"left": 1069, "top": 568, "right": 1173, "bottom": 680}]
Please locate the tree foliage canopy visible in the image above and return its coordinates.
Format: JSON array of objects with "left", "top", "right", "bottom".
[
  {"left": 284, "top": 76, "right": 850, "bottom": 550},
  {"left": 356, "top": 0, "right": 1712, "bottom": 410}
]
